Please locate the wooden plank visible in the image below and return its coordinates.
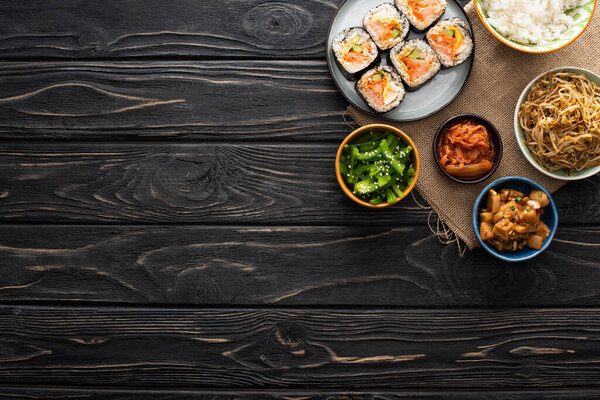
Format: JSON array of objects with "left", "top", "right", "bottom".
[
  {"left": 0, "top": 224, "right": 598, "bottom": 305},
  {"left": 0, "top": 0, "right": 341, "bottom": 59},
  {"left": 1, "top": 143, "right": 598, "bottom": 225},
  {"left": 1, "top": 387, "right": 599, "bottom": 399},
  {"left": 0, "top": 142, "right": 423, "bottom": 224},
  {"left": 0, "top": 0, "right": 472, "bottom": 60},
  {"left": 0, "top": 61, "right": 348, "bottom": 141},
  {"left": 1, "top": 306, "right": 600, "bottom": 388}
]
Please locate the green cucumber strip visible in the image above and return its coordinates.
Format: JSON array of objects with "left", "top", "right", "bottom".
[
  {"left": 379, "top": 139, "right": 406, "bottom": 175},
  {"left": 349, "top": 146, "right": 359, "bottom": 185},
  {"left": 443, "top": 28, "right": 455, "bottom": 37},
  {"left": 358, "top": 139, "right": 381, "bottom": 152},
  {"left": 354, "top": 164, "right": 379, "bottom": 177},
  {"left": 354, "top": 131, "right": 378, "bottom": 143},
  {"left": 408, "top": 49, "right": 421, "bottom": 59},
  {"left": 386, "top": 133, "right": 400, "bottom": 150},
  {"left": 392, "top": 184, "right": 404, "bottom": 198},
  {"left": 355, "top": 177, "right": 377, "bottom": 195},
  {"left": 385, "top": 188, "right": 397, "bottom": 204},
  {"left": 397, "top": 145, "right": 412, "bottom": 164},
  {"left": 355, "top": 148, "right": 381, "bottom": 161},
  {"left": 375, "top": 173, "right": 391, "bottom": 187}
]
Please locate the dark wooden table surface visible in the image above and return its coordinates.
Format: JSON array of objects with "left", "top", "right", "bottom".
[{"left": 0, "top": 0, "right": 599, "bottom": 398}]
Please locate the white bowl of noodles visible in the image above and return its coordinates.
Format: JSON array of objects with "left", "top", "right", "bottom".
[{"left": 515, "top": 67, "right": 600, "bottom": 180}]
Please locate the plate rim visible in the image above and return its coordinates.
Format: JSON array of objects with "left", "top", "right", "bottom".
[{"left": 325, "top": 0, "right": 475, "bottom": 122}]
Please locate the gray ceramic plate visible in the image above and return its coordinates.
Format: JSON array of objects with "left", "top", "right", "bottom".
[{"left": 326, "top": 0, "right": 474, "bottom": 121}]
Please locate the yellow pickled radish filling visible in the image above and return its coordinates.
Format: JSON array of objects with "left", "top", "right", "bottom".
[
  {"left": 380, "top": 17, "right": 401, "bottom": 39},
  {"left": 380, "top": 71, "right": 390, "bottom": 102},
  {"left": 377, "top": 16, "right": 401, "bottom": 29},
  {"left": 397, "top": 49, "right": 409, "bottom": 66},
  {"left": 368, "top": 8, "right": 402, "bottom": 40},
  {"left": 369, "top": 70, "right": 392, "bottom": 104},
  {"left": 378, "top": 16, "right": 399, "bottom": 24},
  {"left": 441, "top": 26, "right": 464, "bottom": 53},
  {"left": 375, "top": 71, "right": 397, "bottom": 105},
  {"left": 397, "top": 54, "right": 408, "bottom": 71},
  {"left": 451, "top": 27, "right": 463, "bottom": 51},
  {"left": 341, "top": 36, "right": 362, "bottom": 56},
  {"left": 397, "top": 49, "right": 422, "bottom": 67},
  {"left": 398, "top": 58, "right": 406, "bottom": 71}
]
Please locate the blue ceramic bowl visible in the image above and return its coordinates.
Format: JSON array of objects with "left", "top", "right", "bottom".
[{"left": 472, "top": 176, "right": 558, "bottom": 262}]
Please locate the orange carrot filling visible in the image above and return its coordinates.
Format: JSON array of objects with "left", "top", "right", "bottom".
[
  {"left": 407, "top": 0, "right": 438, "bottom": 22},
  {"left": 429, "top": 27, "right": 463, "bottom": 56},
  {"left": 370, "top": 19, "right": 401, "bottom": 41},
  {"left": 364, "top": 73, "right": 388, "bottom": 106},
  {"left": 343, "top": 50, "right": 368, "bottom": 63},
  {"left": 399, "top": 57, "right": 432, "bottom": 80},
  {"left": 430, "top": 33, "right": 457, "bottom": 56}
]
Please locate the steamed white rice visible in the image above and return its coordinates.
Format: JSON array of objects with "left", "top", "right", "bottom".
[{"left": 480, "top": 0, "right": 581, "bottom": 44}]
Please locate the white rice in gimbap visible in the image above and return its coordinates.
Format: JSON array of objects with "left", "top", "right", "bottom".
[
  {"left": 363, "top": 3, "right": 409, "bottom": 50},
  {"left": 390, "top": 39, "right": 441, "bottom": 89},
  {"left": 395, "top": 0, "right": 447, "bottom": 31},
  {"left": 332, "top": 27, "right": 379, "bottom": 78},
  {"left": 426, "top": 18, "right": 473, "bottom": 67},
  {"left": 356, "top": 66, "right": 405, "bottom": 113}
]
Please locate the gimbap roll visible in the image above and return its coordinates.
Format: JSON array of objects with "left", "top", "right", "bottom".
[
  {"left": 390, "top": 39, "right": 441, "bottom": 89},
  {"left": 363, "top": 3, "right": 409, "bottom": 50},
  {"left": 395, "top": 0, "right": 447, "bottom": 32},
  {"left": 356, "top": 66, "right": 405, "bottom": 113},
  {"left": 426, "top": 18, "right": 473, "bottom": 67},
  {"left": 332, "top": 27, "right": 379, "bottom": 80}
]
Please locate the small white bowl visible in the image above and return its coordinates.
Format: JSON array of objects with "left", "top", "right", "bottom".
[
  {"left": 514, "top": 66, "right": 600, "bottom": 181},
  {"left": 474, "top": 0, "right": 597, "bottom": 54}
]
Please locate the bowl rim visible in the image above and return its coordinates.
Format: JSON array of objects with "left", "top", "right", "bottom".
[
  {"left": 432, "top": 113, "right": 503, "bottom": 184},
  {"left": 335, "top": 123, "right": 420, "bottom": 208},
  {"left": 514, "top": 66, "right": 600, "bottom": 181},
  {"left": 472, "top": 176, "right": 559, "bottom": 262},
  {"left": 473, "top": 0, "right": 597, "bottom": 54}
]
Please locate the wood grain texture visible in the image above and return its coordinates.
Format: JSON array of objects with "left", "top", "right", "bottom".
[
  {"left": 0, "top": 143, "right": 598, "bottom": 225},
  {"left": 0, "top": 0, "right": 596, "bottom": 394},
  {"left": 0, "top": 62, "right": 348, "bottom": 140},
  {"left": 1, "top": 306, "right": 600, "bottom": 388},
  {"left": 0, "top": 143, "right": 424, "bottom": 224},
  {"left": 0, "top": 0, "right": 340, "bottom": 59},
  {"left": 0, "top": 0, "right": 472, "bottom": 60},
  {"left": 0, "top": 224, "right": 598, "bottom": 306},
  {"left": 1, "top": 387, "right": 600, "bottom": 399}
]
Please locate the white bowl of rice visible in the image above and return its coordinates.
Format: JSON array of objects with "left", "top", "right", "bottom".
[{"left": 474, "top": 0, "right": 596, "bottom": 53}]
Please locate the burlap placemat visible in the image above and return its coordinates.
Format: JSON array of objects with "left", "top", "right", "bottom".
[{"left": 348, "top": 1, "right": 599, "bottom": 249}]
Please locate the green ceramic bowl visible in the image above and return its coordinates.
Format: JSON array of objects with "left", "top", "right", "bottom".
[
  {"left": 474, "top": 0, "right": 596, "bottom": 53},
  {"left": 514, "top": 67, "right": 600, "bottom": 181}
]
